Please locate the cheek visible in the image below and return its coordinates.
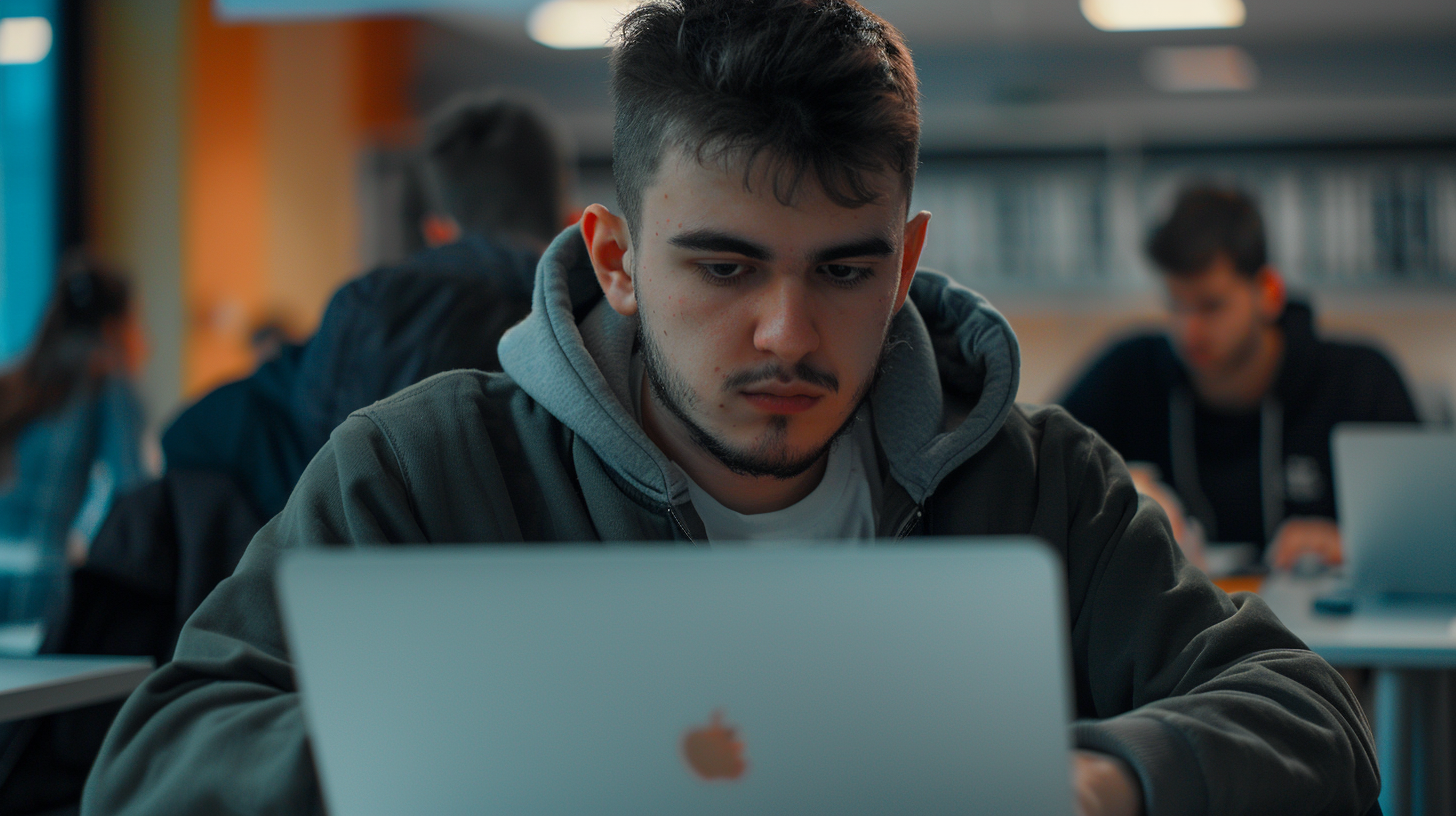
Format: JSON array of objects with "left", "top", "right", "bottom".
[
  {"left": 644, "top": 285, "right": 746, "bottom": 378},
  {"left": 824, "top": 298, "right": 893, "bottom": 375}
]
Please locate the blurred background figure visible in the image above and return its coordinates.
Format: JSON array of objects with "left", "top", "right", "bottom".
[
  {"left": 1059, "top": 186, "right": 1419, "bottom": 571},
  {"left": 0, "top": 89, "right": 575, "bottom": 816},
  {"left": 160, "top": 89, "right": 572, "bottom": 522},
  {"left": 419, "top": 88, "right": 578, "bottom": 265},
  {"left": 0, "top": 258, "right": 148, "bottom": 631}
]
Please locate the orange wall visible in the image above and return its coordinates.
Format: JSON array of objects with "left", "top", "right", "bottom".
[{"left": 181, "top": 1, "right": 415, "bottom": 397}]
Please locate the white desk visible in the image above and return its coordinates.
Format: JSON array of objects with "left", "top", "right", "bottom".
[
  {"left": 1261, "top": 575, "right": 1456, "bottom": 816},
  {"left": 0, "top": 656, "right": 153, "bottom": 723}
]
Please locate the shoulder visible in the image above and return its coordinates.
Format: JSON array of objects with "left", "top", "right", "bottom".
[
  {"left": 1064, "top": 332, "right": 1176, "bottom": 395},
  {"left": 1085, "top": 331, "right": 1173, "bottom": 373},
  {"left": 1059, "top": 332, "right": 1177, "bottom": 429},
  {"left": 943, "top": 404, "right": 1118, "bottom": 499},
  {"left": 344, "top": 370, "right": 562, "bottom": 462},
  {"left": 1012, "top": 403, "right": 1118, "bottom": 466},
  {"left": 1312, "top": 336, "right": 1404, "bottom": 379},
  {"left": 352, "top": 369, "right": 534, "bottom": 432}
]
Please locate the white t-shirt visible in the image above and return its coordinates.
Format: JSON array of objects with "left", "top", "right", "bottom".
[{"left": 630, "top": 354, "right": 880, "bottom": 544}]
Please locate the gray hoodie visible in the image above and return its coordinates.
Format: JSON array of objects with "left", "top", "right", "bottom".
[{"left": 83, "top": 228, "right": 1378, "bottom": 816}]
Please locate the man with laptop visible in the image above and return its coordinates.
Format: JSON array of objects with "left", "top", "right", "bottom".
[
  {"left": 84, "top": 2, "right": 1378, "bottom": 814},
  {"left": 1060, "top": 186, "right": 1419, "bottom": 571}
]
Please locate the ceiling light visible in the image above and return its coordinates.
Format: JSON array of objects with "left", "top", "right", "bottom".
[
  {"left": 528, "top": 0, "right": 644, "bottom": 49},
  {"left": 1143, "top": 46, "right": 1258, "bottom": 92},
  {"left": 0, "top": 17, "right": 51, "bottom": 65},
  {"left": 1080, "top": 0, "right": 1246, "bottom": 32}
]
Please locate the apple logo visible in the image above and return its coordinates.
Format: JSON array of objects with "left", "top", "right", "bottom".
[{"left": 681, "top": 710, "right": 748, "bottom": 781}]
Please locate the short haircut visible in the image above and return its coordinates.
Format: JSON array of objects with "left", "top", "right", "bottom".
[
  {"left": 421, "top": 91, "right": 570, "bottom": 247},
  {"left": 1147, "top": 186, "right": 1268, "bottom": 279},
  {"left": 610, "top": 0, "right": 920, "bottom": 238}
]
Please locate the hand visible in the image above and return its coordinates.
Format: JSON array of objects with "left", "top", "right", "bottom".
[
  {"left": 1127, "top": 464, "right": 1207, "bottom": 572},
  {"left": 1268, "top": 517, "right": 1342, "bottom": 571},
  {"left": 1073, "top": 750, "right": 1144, "bottom": 816}
]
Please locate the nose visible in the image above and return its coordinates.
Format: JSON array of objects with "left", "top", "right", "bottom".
[{"left": 752, "top": 276, "right": 820, "bottom": 363}]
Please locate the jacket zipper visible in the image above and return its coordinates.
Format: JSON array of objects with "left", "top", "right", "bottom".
[
  {"left": 893, "top": 507, "right": 923, "bottom": 541},
  {"left": 666, "top": 506, "right": 696, "bottom": 544}
]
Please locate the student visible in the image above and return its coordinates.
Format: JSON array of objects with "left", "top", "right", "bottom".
[
  {"left": 84, "top": 4, "right": 1377, "bottom": 814},
  {"left": 1061, "top": 186, "right": 1418, "bottom": 570},
  {"left": 160, "top": 91, "right": 568, "bottom": 520},
  {"left": 0, "top": 259, "right": 147, "bottom": 625}
]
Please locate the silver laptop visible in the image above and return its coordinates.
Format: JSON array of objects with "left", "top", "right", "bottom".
[
  {"left": 1334, "top": 424, "right": 1456, "bottom": 597},
  {"left": 278, "top": 540, "right": 1075, "bottom": 816}
]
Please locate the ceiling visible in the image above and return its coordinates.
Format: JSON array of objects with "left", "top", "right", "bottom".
[
  {"left": 413, "top": 0, "right": 1456, "bottom": 158},
  {"left": 854, "top": 0, "right": 1456, "bottom": 45},
  {"left": 223, "top": 0, "right": 1456, "bottom": 41}
]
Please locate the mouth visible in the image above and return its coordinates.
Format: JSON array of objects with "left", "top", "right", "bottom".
[{"left": 739, "top": 389, "right": 823, "bottom": 415}]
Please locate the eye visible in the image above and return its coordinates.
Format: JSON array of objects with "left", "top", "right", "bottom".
[
  {"left": 696, "top": 262, "right": 752, "bottom": 285},
  {"left": 819, "top": 264, "right": 872, "bottom": 287}
]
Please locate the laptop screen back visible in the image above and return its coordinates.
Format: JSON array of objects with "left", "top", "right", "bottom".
[
  {"left": 1334, "top": 425, "right": 1456, "bottom": 596},
  {"left": 279, "top": 540, "right": 1075, "bottom": 816}
]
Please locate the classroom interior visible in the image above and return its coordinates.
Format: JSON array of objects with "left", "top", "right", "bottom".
[
  {"left": 1, "top": 0, "right": 1455, "bottom": 815},
  {"left": 52, "top": 0, "right": 1456, "bottom": 427}
]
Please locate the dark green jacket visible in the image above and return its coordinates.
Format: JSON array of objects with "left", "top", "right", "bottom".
[{"left": 83, "top": 229, "right": 1378, "bottom": 816}]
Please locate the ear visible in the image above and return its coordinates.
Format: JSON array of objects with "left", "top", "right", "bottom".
[
  {"left": 421, "top": 214, "right": 461, "bottom": 248},
  {"left": 579, "top": 204, "right": 637, "bottom": 316},
  {"left": 893, "top": 211, "right": 932, "bottom": 312},
  {"left": 1255, "top": 265, "right": 1286, "bottom": 320}
]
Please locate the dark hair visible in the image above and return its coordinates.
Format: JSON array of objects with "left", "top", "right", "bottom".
[
  {"left": 421, "top": 91, "right": 571, "bottom": 247},
  {"left": 1147, "top": 185, "right": 1268, "bottom": 279},
  {"left": 610, "top": 0, "right": 920, "bottom": 237},
  {"left": 0, "top": 257, "right": 132, "bottom": 472}
]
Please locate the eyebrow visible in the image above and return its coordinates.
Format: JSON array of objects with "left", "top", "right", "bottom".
[
  {"left": 811, "top": 236, "right": 895, "bottom": 263},
  {"left": 667, "top": 230, "right": 897, "bottom": 264},
  {"left": 668, "top": 230, "right": 771, "bottom": 261}
]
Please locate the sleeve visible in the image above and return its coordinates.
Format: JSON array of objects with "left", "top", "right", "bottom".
[
  {"left": 1046, "top": 413, "right": 1379, "bottom": 816},
  {"left": 71, "top": 379, "right": 149, "bottom": 543},
  {"left": 81, "top": 413, "right": 424, "bottom": 816}
]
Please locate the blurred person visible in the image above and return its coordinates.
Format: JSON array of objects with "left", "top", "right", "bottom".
[
  {"left": 0, "top": 258, "right": 147, "bottom": 627},
  {"left": 1061, "top": 186, "right": 1418, "bottom": 570},
  {"left": 416, "top": 88, "right": 578, "bottom": 292},
  {"left": 160, "top": 90, "right": 572, "bottom": 521},
  {"left": 0, "top": 90, "right": 572, "bottom": 816},
  {"left": 85, "top": 4, "right": 1376, "bottom": 816}
]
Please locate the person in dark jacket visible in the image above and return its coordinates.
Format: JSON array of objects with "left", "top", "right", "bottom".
[
  {"left": 161, "top": 90, "right": 572, "bottom": 520},
  {"left": 84, "top": 4, "right": 1378, "bottom": 815},
  {"left": 1060, "top": 186, "right": 1418, "bottom": 569},
  {"left": 0, "top": 92, "right": 572, "bottom": 816}
]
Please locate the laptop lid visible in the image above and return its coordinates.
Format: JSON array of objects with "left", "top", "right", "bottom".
[
  {"left": 1334, "top": 424, "right": 1456, "bottom": 596},
  {"left": 279, "top": 540, "right": 1075, "bottom": 816}
]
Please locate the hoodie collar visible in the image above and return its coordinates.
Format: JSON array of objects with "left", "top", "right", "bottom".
[{"left": 498, "top": 227, "right": 1022, "bottom": 508}]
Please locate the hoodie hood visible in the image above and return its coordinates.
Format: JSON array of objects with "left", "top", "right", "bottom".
[{"left": 498, "top": 227, "right": 1021, "bottom": 508}]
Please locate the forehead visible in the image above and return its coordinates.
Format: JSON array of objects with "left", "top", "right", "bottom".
[
  {"left": 637, "top": 147, "right": 907, "bottom": 251},
  {"left": 1165, "top": 256, "right": 1254, "bottom": 300}
]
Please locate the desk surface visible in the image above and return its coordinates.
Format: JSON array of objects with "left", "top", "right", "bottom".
[
  {"left": 1260, "top": 575, "right": 1456, "bottom": 668},
  {"left": 0, "top": 655, "right": 154, "bottom": 722}
]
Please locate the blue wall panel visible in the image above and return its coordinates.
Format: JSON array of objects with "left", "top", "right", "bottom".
[{"left": 0, "top": 0, "right": 58, "bottom": 368}]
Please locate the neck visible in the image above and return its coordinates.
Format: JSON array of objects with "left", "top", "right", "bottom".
[
  {"left": 1192, "top": 325, "right": 1285, "bottom": 411},
  {"left": 639, "top": 375, "right": 829, "bottom": 515}
]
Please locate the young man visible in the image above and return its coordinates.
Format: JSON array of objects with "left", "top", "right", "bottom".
[
  {"left": 84, "top": 4, "right": 1377, "bottom": 815},
  {"left": 1061, "top": 187, "right": 1417, "bottom": 569}
]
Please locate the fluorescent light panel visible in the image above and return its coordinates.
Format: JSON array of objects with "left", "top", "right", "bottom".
[
  {"left": 0, "top": 17, "right": 51, "bottom": 65},
  {"left": 1081, "top": 0, "right": 1246, "bottom": 32},
  {"left": 528, "top": 0, "right": 644, "bottom": 49}
]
